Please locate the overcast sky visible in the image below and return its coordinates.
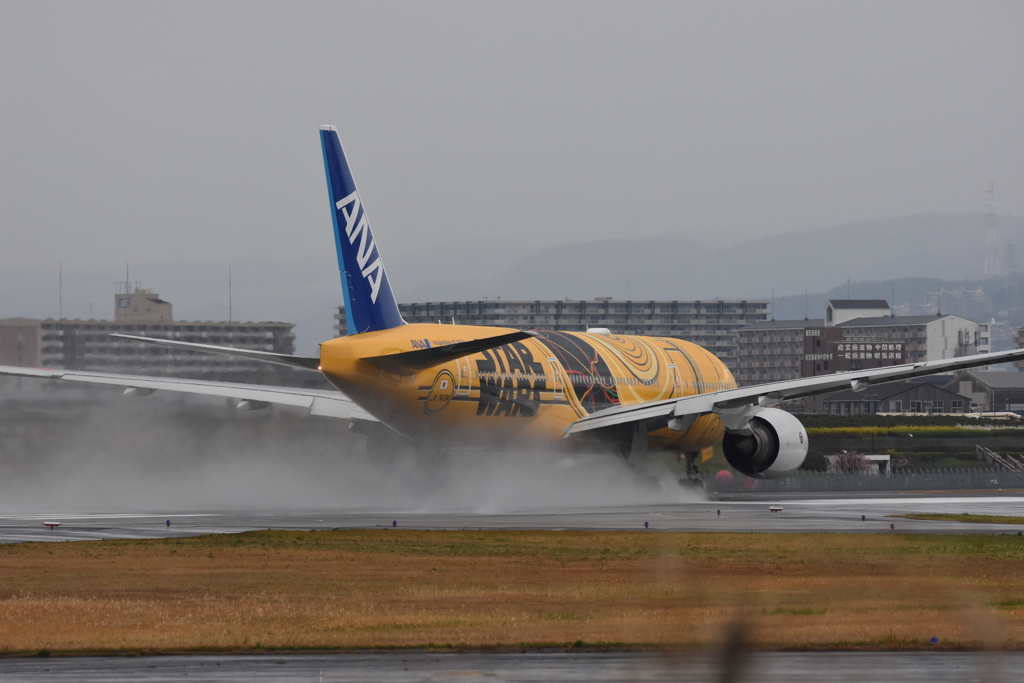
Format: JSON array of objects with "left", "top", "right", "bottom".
[{"left": 1, "top": 1, "right": 1022, "bottom": 294}]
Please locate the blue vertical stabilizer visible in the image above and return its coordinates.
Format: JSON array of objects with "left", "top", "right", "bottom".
[{"left": 319, "top": 126, "right": 405, "bottom": 335}]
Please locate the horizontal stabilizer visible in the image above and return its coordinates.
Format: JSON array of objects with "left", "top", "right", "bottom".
[
  {"left": 112, "top": 334, "right": 320, "bottom": 370},
  {"left": 361, "top": 331, "right": 535, "bottom": 374}
]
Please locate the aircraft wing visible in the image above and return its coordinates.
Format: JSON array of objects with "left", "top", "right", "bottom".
[
  {"left": 111, "top": 334, "right": 321, "bottom": 370},
  {"left": 565, "top": 347, "right": 1024, "bottom": 436},
  {"left": 0, "top": 365, "right": 376, "bottom": 421}
]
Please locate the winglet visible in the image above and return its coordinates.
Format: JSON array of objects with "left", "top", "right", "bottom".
[{"left": 319, "top": 126, "right": 405, "bottom": 335}]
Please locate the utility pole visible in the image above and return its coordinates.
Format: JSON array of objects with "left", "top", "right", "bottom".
[{"left": 984, "top": 181, "right": 1000, "bottom": 276}]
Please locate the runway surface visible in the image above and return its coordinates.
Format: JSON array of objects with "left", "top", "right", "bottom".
[
  {"left": 3, "top": 493, "right": 1024, "bottom": 543},
  {"left": 0, "top": 651, "right": 1020, "bottom": 682}
]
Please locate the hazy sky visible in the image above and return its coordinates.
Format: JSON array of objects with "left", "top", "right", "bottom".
[{"left": 1, "top": 1, "right": 1022, "bottom": 292}]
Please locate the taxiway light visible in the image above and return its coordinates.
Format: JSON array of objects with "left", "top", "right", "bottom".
[
  {"left": 717, "top": 510, "right": 721, "bottom": 516},
  {"left": 861, "top": 515, "right": 866, "bottom": 521},
  {"left": 930, "top": 636, "right": 939, "bottom": 644},
  {"left": 166, "top": 520, "right": 171, "bottom": 527},
  {"left": 644, "top": 521, "right": 649, "bottom": 529},
  {"left": 890, "top": 523, "right": 895, "bottom": 530},
  {"left": 392, "top": 520, "right": 397, "bottom": 527}
]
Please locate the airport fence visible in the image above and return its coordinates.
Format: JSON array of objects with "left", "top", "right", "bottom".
[{"left": 707, "top": 467, "right": 1024, "bottom": 494}]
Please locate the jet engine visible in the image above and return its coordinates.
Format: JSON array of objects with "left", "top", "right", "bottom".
[{"left": 720, "top": 407, "right": 808, "bottom": 479}]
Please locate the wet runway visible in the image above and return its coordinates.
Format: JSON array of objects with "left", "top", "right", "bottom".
[
  {"left": 3, "top": 493, "right": 1024, "bottom": 543},
  {"left": 0, "top": 651, "right": 1020, "bottom": 682}
]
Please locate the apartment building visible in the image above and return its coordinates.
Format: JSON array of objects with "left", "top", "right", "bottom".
[{"left": 335, "top": 298, "right": 768, "bottom": 370}]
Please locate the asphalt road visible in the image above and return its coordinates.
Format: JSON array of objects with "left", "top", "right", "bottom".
[
  {"left": 3, "top": 493, "right": 1024, "bottom": 543},
  {"left": 0, "top": 651, "right": 1019, "bottom": 682}
]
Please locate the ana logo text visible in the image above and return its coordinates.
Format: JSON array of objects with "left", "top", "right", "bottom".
[{"left": 335, "top": 191, "right": 385, "bottom": 303}]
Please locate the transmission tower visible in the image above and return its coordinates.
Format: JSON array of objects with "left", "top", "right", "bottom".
[{"left": 984, "top": 181, "right": 1000, "bottom": 276}]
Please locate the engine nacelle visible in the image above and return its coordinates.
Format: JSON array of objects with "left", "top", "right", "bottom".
[{"left": 721, "top": 407, "right": 808, "bottom": 479}]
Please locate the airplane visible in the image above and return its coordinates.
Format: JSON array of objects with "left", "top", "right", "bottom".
[{"left": 3, "top": 125, "right": 1024, "bottom": 481}]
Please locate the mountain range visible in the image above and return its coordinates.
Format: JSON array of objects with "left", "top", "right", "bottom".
[{"left": 2, "top": 212, "right": 1021, "bottom": 354}]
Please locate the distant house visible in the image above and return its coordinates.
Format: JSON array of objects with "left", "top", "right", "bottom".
[
  {"left": 946, "top": 371, "right": 1024, "bottom": 413},
  {"left": 825, "top": 454, "right": 891, "bottom": 474},
  {"left": 822, "top": 380, "right": 971, "bottom": 415}
]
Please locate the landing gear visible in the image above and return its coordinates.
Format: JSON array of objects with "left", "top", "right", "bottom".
[
  {"left": 678, "top": 452, "right": 704, "bottom": 488},
  {"left": 352, "top": 421, "right": 444, "bottom": 472}
]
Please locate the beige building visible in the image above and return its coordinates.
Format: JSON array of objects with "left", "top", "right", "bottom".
[
  {"left": 839, "top": 314, "right": 986, "bottom": 363},
  {"left": 734, "top": 302, "right": 989, "bottom": 391},
  {"left": 1, "top": 286, "right": 297, "bottom": 384},
  {"left": 114, "top": 286, "right": 173, "bottom": 323},
  {"left": 734, "top": 319, "right": 819, "bottom": 385}
]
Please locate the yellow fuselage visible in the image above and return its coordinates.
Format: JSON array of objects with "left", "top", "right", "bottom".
[{"left": 319, "top": 324, "right": 735, "bottom": 453}]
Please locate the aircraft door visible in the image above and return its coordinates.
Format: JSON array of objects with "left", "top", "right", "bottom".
[
  {"left": 547, "top": 357, "right": 564, "bottom": 401},
  {"left": 455, "top": 356, "right": 472, "bottom": 396},
  {"left": 668, "top": 364, "right": 683, "bottom": 398}
]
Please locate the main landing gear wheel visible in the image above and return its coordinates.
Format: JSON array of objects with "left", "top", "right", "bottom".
[
  {"left": 355, "top": 422, "right": 418, "bottom": 471},
  {"left": 678, "top": 452, "right": 704, "bottom": 488}
]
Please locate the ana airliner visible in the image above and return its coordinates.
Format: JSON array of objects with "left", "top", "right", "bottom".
[{"left": 3, "top": 126, "right": 1022, "bottom": 479}]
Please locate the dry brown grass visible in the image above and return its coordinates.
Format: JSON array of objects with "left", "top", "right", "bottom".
[
  {"left": 892, "top": 513, "right": 1024, "bottom": 525},
  {"left": 2, "top": 530, "right": 1024, "bottom": 653}
]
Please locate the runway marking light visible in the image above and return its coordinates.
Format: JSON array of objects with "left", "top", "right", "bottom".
[
  {"left": 43, "top": 522, "right": 60, "bottom": 529},
  {"left": 768, "top": 506, "right": 783, "bottom": 513}
]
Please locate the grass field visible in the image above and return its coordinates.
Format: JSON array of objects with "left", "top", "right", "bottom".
[
  {"left": 3, "top": 530, "right": 1024, "bottom": 653},
  {"left": 892, "top": 513, "right": 1024, "bottom": 525}
]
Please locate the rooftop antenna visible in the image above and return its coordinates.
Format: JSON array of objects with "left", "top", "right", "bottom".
[
  {"left": 228, "top": 266, "right": 233, "bottom": 323},
  {"left": 891, "top": 282, "right": 895, "bottom": 317},
  {"left": 771, "top": 288, "right": 775, "bottom": 321},
  {"left": 804, "top": 287, "right": 808, "bottom": 320},
  {"left": 847, "top": 278, "right": 850, "bottom": 299},
  {"left": 937, "top": 280, "right": 941, "bottom": 316},
  {"left": 58, "top": 262, "right": 63, "bottom": 321}
]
